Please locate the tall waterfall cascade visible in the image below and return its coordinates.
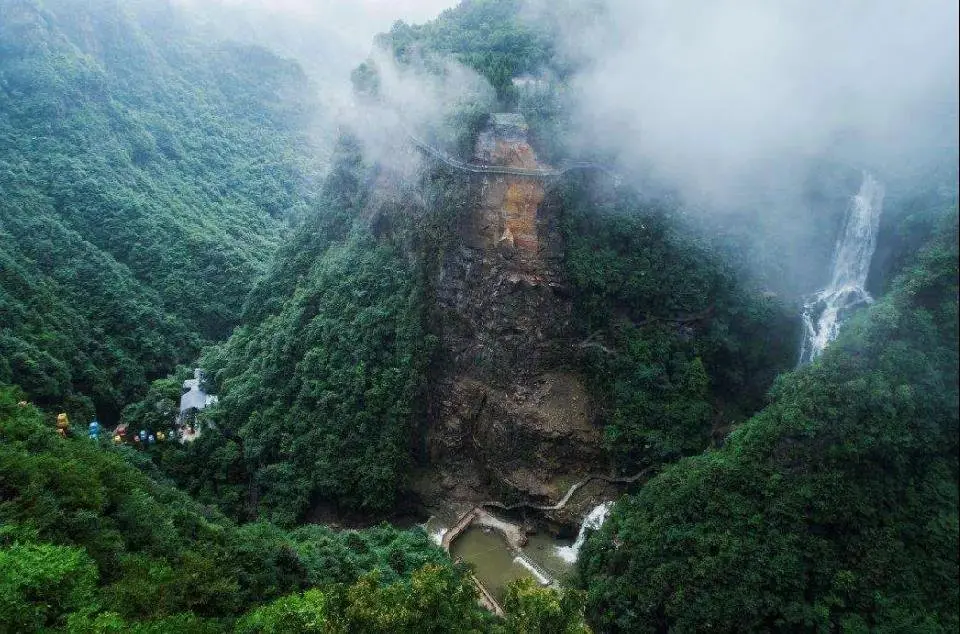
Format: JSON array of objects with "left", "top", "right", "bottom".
[
  {"left": 555, "top": 501, "right": 614, "bottom": 564},
  {"left": 799, "top": 173, "right": 885, "bottom": 364}
]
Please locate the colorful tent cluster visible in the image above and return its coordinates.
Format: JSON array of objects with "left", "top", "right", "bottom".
[{"left": 111, "top": 423, "right": 170, "bottom": 446}]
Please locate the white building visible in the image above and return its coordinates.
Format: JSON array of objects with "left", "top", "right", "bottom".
[{"left": 178, "top": 368, "right": 218, "bottom": 442}]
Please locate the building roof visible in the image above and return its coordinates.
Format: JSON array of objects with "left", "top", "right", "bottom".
[{"left": 180, "top": 369, "right": 217, "bottom": 413}]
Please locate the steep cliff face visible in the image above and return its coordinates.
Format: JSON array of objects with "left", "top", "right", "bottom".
[{"left": 416, "top": 115, "right": 610, "bottom": 516}]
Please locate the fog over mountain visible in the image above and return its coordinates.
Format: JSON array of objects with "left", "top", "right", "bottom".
[
  {"left": 179, "top": 0, "right": 958, "bottom": 212},
  {"left": 532, "top": 0, "right": 958, "bottom": 207},
  {"left": 2, "top": 1, "right": 956, "bottom": 631},
  {"left": 172, "top": 0, "right": 469, "bottom": 168},
  {"left": 174, "top": 0, "right": 457, "bottom": 84}
]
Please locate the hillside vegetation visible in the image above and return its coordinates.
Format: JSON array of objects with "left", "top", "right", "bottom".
[
  {"left": 0, "top": 0, "right": 321, "bottom": 422},
  {"left": 0, "top": 385, "right": 587, "bottom": 632},
  {"left": 578, "top": 211, "right": 959, "bottom": 632},
  {"left": 1, "top": 0, "right": 956, "bottom": 632},
  {"left": 555, "top": 181, "right": 798, "bottom": 470},
  {"left": 0, "top": 383, "right": 478, "bottom": 631}
]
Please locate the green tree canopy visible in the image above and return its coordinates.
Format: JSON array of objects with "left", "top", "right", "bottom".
[{"left": 578, "top": 212, "right": 959, "bottom": 632}]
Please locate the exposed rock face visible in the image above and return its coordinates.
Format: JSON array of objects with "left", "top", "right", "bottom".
[
  {"left": 474, "top": 113, "right": 532, "bottom": 164},
  {"left": 418, "top": 114, "right": 608, "bottom": 516}
]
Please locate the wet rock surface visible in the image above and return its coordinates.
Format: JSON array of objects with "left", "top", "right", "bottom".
[{"left": 415, "top": 117, "right": 613, "bottom": 527}]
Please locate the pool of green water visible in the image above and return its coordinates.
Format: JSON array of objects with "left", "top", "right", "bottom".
[
  {"left": 450, "top": 527, "right": 530, "bottom": 601},
  {"left": 447, "top": 526, "right": 575, "bottom": 601},
  {"left": 522, "top": 532, "right": 575, "bottom": 581}
]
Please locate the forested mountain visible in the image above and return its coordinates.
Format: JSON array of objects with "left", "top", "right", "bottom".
[
  {"left": 579, "top": 210, "right": 959, "bottom": 632},
  {"left": 141, "top": 0, "right": 795, "bottom": 530},
  {"left": 0, "top": 384, "right": 500, "bottom": 632},
  {"left": 0, "top": 0, "right": 322, "bottom": 422},
  {"left": 181, "top": 138, "right": 438, "bottom": 524},
  {"left": 376, "top": 0, "right": 558, "bottom": 101},
  {"left": 1, "top": 0, "right": 956, "bottom": 632}
]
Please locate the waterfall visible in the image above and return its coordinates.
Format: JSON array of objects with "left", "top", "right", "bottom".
[
  {"left": 799, "top": 173, "right": 884, "bottom": 364},
  {"left": 421, "top": 516, "right": 448, "bottom": 546},
  {"left": 555, "top": 501, "right": 614, "bottom": 564}
]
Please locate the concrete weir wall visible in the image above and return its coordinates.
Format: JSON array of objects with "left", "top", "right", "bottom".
[
  {"left": 441, "top": 506, "right": 527, "bottom": 552},
  {"left": 440, "top": 506, "right": 527, "bottom": 618},
  {"left": 440, "top": 505, "right": 562, "bottom": 617}
]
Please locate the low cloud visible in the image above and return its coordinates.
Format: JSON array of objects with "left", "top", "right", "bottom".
[
  {"left": 341, "top": 48, "right": 496, "bottom": 178},
  {"left": 172, "top": 0, "right": 476, "bottom": 173},
  {"left": 535, "top": 0, "right": 958, "bottom": 207},
  {"left": 174, "top": 0, "right": 456, "bottom": 83}
]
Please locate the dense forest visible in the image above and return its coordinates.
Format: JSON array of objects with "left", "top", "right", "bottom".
[
  {"left": 554, "top": 181, "right": 798, "bottom": 468},
  {"left": 0, "top": 0, "right": 322, "bottom": 423},
  {"left": 1, "top": 0, "right": 956, "bottom": 632},
  {"left": 1, "top": 384, "right": 592, "bottom": 632},
  {"left": 579, "top": 209, "right": 959, "bottom": 632}
]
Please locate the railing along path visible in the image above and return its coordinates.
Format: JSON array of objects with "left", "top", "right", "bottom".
[{"left": 408, "top": 134, "right": 621, "bottom": 184}]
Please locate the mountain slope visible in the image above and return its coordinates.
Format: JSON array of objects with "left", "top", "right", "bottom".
[
  {"left": 0, "top": 0, "right": 322, "bottom": 421},
  {"left": 145, "top": 0, "right": 796, "bottom": 526},
  {"left": 0, "top": 384, "right": 461, "bottom": 631},
  {"left": 578, "top": 210, "right": 959, "bottom": 632}
]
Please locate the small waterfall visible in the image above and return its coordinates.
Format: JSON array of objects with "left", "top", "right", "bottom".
[
  {"left": 555, "top": 501, "right": 614, "bottom": 564},
  {"left": 799, "top": 173, "right": 884, "bottom": 364},
  {"left": 421, "top": 516, "right": 448, "bottom": 546}
]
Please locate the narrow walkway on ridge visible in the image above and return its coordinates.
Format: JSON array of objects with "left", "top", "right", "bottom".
[
  {"left": 408, "top": 133, "right": 622, "bottom": 184},
  {"left": 482, "top": 468, "right": 653, "bottom": 514}
]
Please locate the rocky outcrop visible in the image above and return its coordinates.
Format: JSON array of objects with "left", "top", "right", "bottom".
[{"left": 416, "top": 115, "right": 611, "bottom": 521}]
